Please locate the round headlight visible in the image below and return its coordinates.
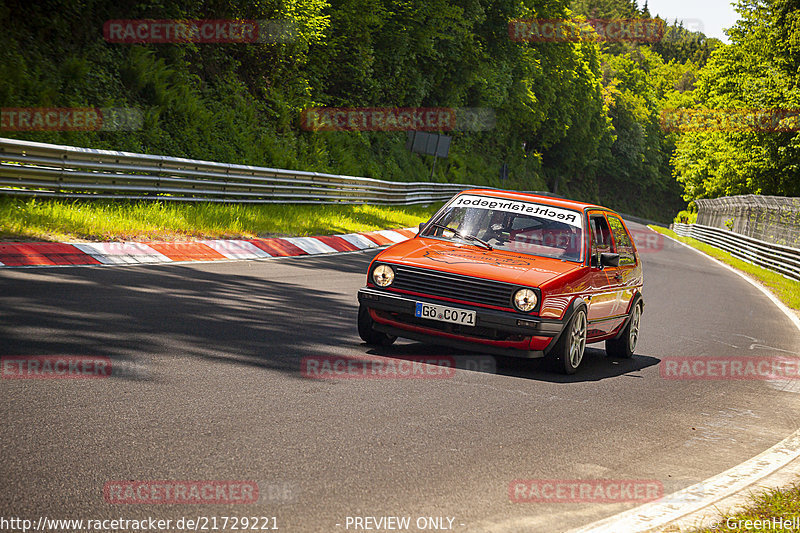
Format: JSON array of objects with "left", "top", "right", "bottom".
[
  {"left": 372, "top": 265, "right": 395, "bottom": 287},
  {"left": 513, "top": 288, "right": 538, "bottom": 312}
]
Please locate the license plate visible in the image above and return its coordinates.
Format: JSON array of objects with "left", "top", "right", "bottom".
[{"left": 415, "top": 302, "right": 476, "bottom": 326}]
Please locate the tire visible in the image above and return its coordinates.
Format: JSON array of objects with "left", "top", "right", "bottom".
[
  {"left": 606, "top": 301, "right": 642, "bottom": 359},
  {"left": 549, "top": 307, "right": 588, "bottom": 375},
  {"left": 357, "top": 305, "right": 397, "bottom": 347}
]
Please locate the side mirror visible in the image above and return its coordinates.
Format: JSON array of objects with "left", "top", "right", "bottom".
[
  {"left": 600, "top": 252, "right": 620, "bottom": 268},
  {"left": 418, "top": 221, "right": 429, "bottom": 235}
]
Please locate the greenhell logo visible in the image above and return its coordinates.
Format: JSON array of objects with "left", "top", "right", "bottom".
[{"left": 423, "top": 250, "right": 531, "bottom": 267}]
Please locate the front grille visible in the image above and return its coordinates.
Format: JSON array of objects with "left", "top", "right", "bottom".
[{"left": 389, "top": 265, "right": 518, "bottom": 309}]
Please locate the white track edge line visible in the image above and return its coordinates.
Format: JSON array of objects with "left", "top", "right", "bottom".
[{"left": 567, "top": 429, "right": 800, "bottom": 533}]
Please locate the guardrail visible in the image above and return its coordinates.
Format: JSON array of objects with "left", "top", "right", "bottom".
[
  {"left": 673, "top": 223, "right": 800, "bottom": 281},
  {"left": 0, "top": 138, "right": 473, "bottom": 205}
]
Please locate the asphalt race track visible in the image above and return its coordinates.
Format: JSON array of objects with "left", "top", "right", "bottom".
[{"left": 1, "top": 222, "right": 799, "bottom": 532}]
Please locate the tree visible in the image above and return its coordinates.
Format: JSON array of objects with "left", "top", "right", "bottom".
[{"left": 672, "top": 0, "right": 800, "bottom": 200}]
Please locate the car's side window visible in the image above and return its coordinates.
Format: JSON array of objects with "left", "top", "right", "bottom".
[
  {"left": 589, "top": 214, "right": 613, "bottom": 264},
  {"left": 607, "top": 215, "right": 636, "bottom": 266}
]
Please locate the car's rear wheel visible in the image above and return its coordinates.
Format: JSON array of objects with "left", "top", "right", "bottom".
[
  {"left": 606, "top": 301, "right": 642, "bottom": 358},
  {"left": 550, "top": 307, "right": 587, "bottom": 375},
  {"left": 358, "top": 305, "right": 397, "bottom": 347}
]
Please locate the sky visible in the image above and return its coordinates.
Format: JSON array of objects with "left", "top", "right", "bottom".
[{"left": 643, "top": 0, "right": 740, "bottom": 42}]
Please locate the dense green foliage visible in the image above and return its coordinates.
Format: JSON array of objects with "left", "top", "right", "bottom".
[
  {"left": 569, "top": 1, "right": 716, "bottom": 221},
  {"left": 671, "top": 0, "right": 800, "bottom": 201},
  {"left": 0, "top": 0, "right": 733, "bottom": 222}
]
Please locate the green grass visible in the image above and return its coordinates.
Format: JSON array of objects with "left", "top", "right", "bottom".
[
  {"left": 650, "top": 226, "right": 800, "bottom": 311},
  {"left": 689, "top": 483, "right": 800, "bottom": 532},
  {"left": 0, "top": 197, "right": 443, "bottom": 242}
]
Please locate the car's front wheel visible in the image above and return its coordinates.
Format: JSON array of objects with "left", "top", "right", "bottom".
[
  {"left": 357, "top": 305, "right": 397, "bottom": 347},
  {"left": 550, "top": 307, "right": 587, "bottom": 375},
  {"left": 606, "top": 301, "right": 642, "bottom": 358}
]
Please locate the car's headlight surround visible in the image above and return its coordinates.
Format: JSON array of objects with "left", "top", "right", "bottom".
[
  {"left": 372, "top": 264, "right": 395, "bottom": 287},
  {"left": 513, "top": 288, "right": 538, "bottom": 312}
]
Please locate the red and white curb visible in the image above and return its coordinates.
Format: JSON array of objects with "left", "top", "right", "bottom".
[{"left": 0, "top": 228, "right": 417, "bottom": 268}]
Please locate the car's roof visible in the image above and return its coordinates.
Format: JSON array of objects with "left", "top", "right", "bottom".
[{"left": 457, "top": 188, "right": 608, "bottom": 212}]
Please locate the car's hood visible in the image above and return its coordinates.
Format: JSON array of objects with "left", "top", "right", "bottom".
[{"left": 379, "top": 238, "right": 578, "bottom": 287}]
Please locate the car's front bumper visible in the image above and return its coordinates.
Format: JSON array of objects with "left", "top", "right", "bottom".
[{"left": 358, "top": 287, "right": 566, "bottom": 358}]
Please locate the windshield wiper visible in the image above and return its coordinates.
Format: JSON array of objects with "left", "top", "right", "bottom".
[{"left": 428, "top": 223, "right": 493, "bottom": 251}]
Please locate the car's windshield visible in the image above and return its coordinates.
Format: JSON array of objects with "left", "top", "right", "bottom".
[{"left": 422, "top": 194, "right": 584, "bottom": 262}]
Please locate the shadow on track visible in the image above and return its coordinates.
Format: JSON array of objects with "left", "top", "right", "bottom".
[
  {"left": 364, "top": 343, "right": 660, "bottom": 383},
  {"left": 0, "top": 252, "right": 383, "bottom": 381}
]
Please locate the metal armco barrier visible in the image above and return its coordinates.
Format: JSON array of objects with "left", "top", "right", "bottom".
[
  {"left": 674, "top": 223, "right": 800, "bottom": 281},
  {"left": 0, "top": 138, "right": 473, "bottom": 205}
]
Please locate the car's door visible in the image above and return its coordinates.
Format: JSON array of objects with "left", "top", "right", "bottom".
[
  {"left": 606, "top": 214, "right": 638, "bottom": 317},
  {"left": 585, "top": 211, "right": 620, "bottom": 336}
]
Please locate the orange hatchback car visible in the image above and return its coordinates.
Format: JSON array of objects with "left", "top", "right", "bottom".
[{"left": 357, "top": 189, "right": 644, "bottom": 374}]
